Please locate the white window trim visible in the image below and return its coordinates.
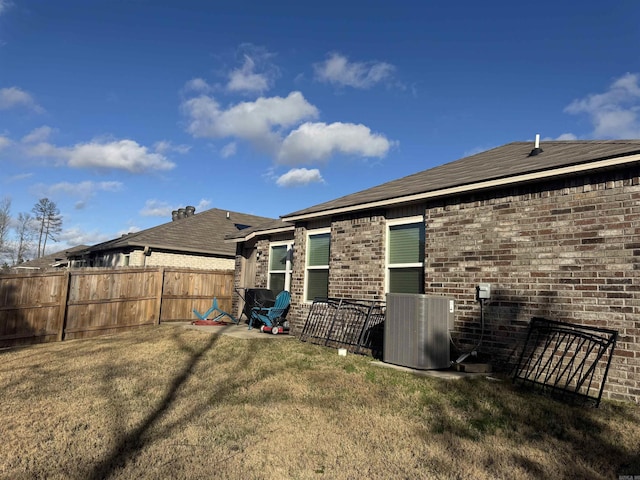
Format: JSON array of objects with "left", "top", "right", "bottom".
[
  {"left": 267, "top": 240, "right": 293, "bottom": 292},
  {"left": 385, "top": 216, "right": 425, "bottom": 294},
  {"left": 304, "top": 227, "right": 331, "bottom": 303}
]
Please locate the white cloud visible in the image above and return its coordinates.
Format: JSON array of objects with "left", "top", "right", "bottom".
[
  {"left": 30, "top": 180, "right": 123, "bottom": 199},
  {"left": 65, "top": 140, "right": 175, "bottom": 172},
  {"left": 0, "top": 1, "right": 12, "bottom": 16},
  {"left": 220, "top": 142, "right": 237, "bottom": 158},
  {"left": 153, "top": 140, "right": 191, "bottom": 154},
  {"left": 183, "top": 78, "right": 213, "bottom": 94},
  {"left": 226, "top": 44, "right": 278, "bottom": 94},
  {"left": 5, "top": 172, "right": 33, "bottom": 182},
  {"left": 0, "top": 87, "right": 44, "bottom": 113},
  {"left": 195, "top": 198, "right": 211, "bottom": 211},
  {"left": 57, "top": 227, "right": 111, "bottom": 247},
  {"left": 22, "top": 126, "right": 54, "bottom": 143},
  {"left": 555, "top": 133, "right": 578, "bottom": 141},
  {"left": 314, "top": 53, "right": 395, "bottom": 89},
  {"left": 140, "top": 199, "right": 174, "bottom": 217},
  {"left": 0, "top": 135, "right": 11, "bottom": 150},
  {"left": 181, "top": 91, "right": 319, "bottom": 153},
  {"left": 277, "top": 122, "right": 394, "bottom": 164},
  {"left": 227, "top": 55, "right": 271, "bottom": 93},
  {"left": 276, "top": 168, "right": 325, "bottom": 187},
  {"left": 564, "top": 73, "right": 640, "bottom": 138},
  {"left": 140, "top": 198, "right": 211, "bottom": 217},
  {"left": 28, "top": 139, "right": 176, "bottom": 173}
]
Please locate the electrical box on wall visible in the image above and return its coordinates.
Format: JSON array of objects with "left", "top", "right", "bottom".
[{"left": 477, "top": 283, "right": 491, "bottom": 300}]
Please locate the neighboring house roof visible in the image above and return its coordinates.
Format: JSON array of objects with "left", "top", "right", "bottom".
[
  {"left": 282, "top": 140, "right": 640, "bottom": 221},
  {"left": 225, "top": 218, "right": 294, "bottom": 243},
  {"left": 11, "top": 245, "right": 89, "bottom": 271},
  {"left": 79, "top": 208, "right": 276, "bottom": 257}
]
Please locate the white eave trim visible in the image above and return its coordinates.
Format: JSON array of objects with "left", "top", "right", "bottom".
[
  {"left": 224, "top": 225, "right": 295, "bottom": 243},
  {"left": 282, "top": 153, "right": 640, "bottom": 221}
]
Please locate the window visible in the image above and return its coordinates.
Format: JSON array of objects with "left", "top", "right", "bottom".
[
  {"left": 387, "top": 217, "right": 425, "bottom": 294},
  {"left": 268, "top": 241, "right": 293, "bottom": 294},
  {"left": 305, "top": 229, "right": 330, "bottom": 302}
]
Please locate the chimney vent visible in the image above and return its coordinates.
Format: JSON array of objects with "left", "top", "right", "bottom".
[
  {"left": 177, "top": 208, "right": 186, "bottom": 219},
  {"left": 171, "top": 210, "right": 179, "bottom": 221},
  {"left": 528, "top": 133, "right": 543, "bottom": 157},
  {"left": 185, "top": 206, "right": 195, "bottom": 217}
]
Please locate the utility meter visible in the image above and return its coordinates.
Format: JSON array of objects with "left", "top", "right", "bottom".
[{"left": 477, "top": 283, "right": 491, "bottom": 300}]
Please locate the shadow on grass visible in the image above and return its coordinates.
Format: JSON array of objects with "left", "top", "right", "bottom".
[
  {"left": 421, "top": 376, "right": 640, "bottom": 479},
  {"left": 86, "top": 329, "right": 256, "bottom": 480}
]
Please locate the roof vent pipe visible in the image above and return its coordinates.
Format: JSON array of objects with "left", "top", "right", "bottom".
[
  {"left": 185, "top": 206, "right": 195, "bottom": 217},
  {"left": 226, "top": 211, "right": 230, "bottom": 219},
  {"left": 177, "top": 208, "right": 186, "bottom": 219},
  {"left": 528, "top": 133, "right": 543, "bottom": 156},
  {"left": 171, "top": 210, "right": 179, "bottom": 221}
]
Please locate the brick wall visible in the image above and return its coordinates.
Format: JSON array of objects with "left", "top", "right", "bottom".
[
  {"left": 94, "top": 249, "right": 234, "bottom": 270},
  {"left": 329, "top": 212, "right": 386, "bottom": 301},
  {"left": 144, "top": 250, "right": 234, "bottom": 270},
  {"left": 423, "top": 168, "right": 640, "bottom": 403}
]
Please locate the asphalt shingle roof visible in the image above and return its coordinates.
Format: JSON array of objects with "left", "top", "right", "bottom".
[
  {"left": 13, "top": 245, "right": 89, "bottom": 270},
  {"left": 86, "top": 208, "right": 276, "bottom": 256},
  {"left": 224, "top": 218, "right": 294, "bottom": 241},
  {"left": 282, "top": 140, "right": 640, "bottom": 219}
]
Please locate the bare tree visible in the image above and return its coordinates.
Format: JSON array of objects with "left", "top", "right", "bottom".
[
  {"left": 32, "top": 198, "right": 63, "bottom": 258},
  {"left": 14, "top": 212, "right": 36, "bottom": 264},
  {"left": 0, "top": 197, "right": 10, "bottom": 261}
]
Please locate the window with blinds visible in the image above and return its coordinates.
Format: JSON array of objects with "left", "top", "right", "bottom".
[
  {"left": 268, "top": 241, "right": 293, "bottom": 294},
  {"left": 387, "top": 219, "right": 425, "bottom": 294},
  {"left": 305, "top": 230, "right": 330, "bottom": 301}
]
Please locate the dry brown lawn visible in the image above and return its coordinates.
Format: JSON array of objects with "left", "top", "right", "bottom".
[{"left": 1, "top": 323, "right": 639, "bottom": 480}]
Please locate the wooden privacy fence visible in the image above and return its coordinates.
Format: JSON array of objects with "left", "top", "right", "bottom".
[{"left": 0, "top": 267, "right": 234, "bottom": 347}]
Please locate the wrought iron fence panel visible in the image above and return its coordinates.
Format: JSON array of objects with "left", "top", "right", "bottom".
[
  {"left": 299, "top": 297, "right": 385, "bottom": 355},
  {"left": 513, "top": 317, "right": 617, "bottom": 407}
]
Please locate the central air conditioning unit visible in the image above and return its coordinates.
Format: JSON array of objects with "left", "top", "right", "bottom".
[{"left": 384, "top": 293, "right": 454, "bottom": 370}]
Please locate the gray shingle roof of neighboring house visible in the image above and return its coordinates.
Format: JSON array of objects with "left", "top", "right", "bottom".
[
  {"left": 11, "top": 245, "right": 89, "bottom": 271},
  {"left": 84, "top": 208, "right": 276, "bottom": 257},
  {"left": 281, "top": 140, "right": 640, "bottom": 221}
]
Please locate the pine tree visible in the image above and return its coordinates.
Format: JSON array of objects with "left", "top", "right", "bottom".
[{"left": 32, "top": 198, "right": 63, "bottom": 258}]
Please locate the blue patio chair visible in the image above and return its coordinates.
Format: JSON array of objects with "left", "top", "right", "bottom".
[
  {"left": 249, "top": 290, "right": 290, "bottom": 332},
  {"left": 193, "top": 297, "right": 237, "bottom": 324}
]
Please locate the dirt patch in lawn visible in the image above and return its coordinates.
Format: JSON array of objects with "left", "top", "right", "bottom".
[{"left": 1, "top": 324, "right": 639, "bottom": 479}]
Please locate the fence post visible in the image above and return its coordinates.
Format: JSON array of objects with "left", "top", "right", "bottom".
[
  {"left": 57, "top": 271, "right": 71, "bottom": 342},
  {"left": 154, "top": 267, "right": 165, "bottom": 325}
]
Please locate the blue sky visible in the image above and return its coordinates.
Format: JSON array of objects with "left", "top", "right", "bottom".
[{"left": 1, "top": 0, "right": 639, "bottom": 257}]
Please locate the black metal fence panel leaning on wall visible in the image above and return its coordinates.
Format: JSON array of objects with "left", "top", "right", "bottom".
[
  {"left": 512, "top": 317, "right": 618, "bottom": 407},
  {"left": 299, "top": 297, "right": 386, "bottom": 357}
]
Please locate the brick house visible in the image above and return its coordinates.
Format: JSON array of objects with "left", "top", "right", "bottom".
[
  {"left": 230, "top": 140, "right": 640, "bottom": 403},
  {"left": 70, "top": 207, "right": 276, "bottom": 270}
]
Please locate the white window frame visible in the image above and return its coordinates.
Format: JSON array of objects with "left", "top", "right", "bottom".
[
  {"left": 267, "top": 240, "right": 293, "bottom": 293},
  {"left": 304, "top": 227, "right": 331, "bottom": 303},
  {"left": 385, "top": 215, "right": 425, "bottom": 294}
]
